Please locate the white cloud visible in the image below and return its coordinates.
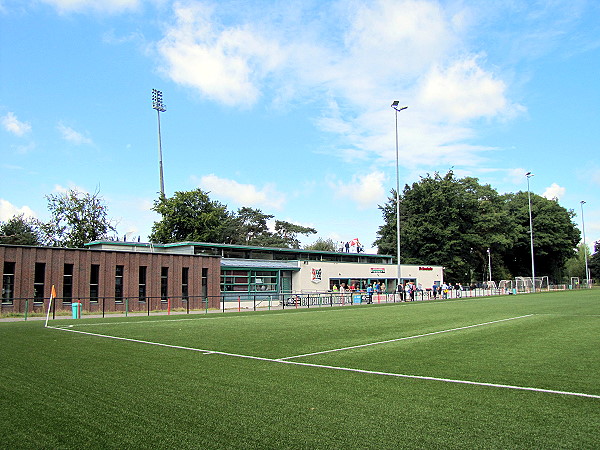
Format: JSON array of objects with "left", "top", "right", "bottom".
[
  {"left": 155, "top": 0, "right": 522, "bottom": 171},
  {"left": 2, "top": 112, "right": 31, "bottom": 136},
  {"left": 40, "top": 0, "right": 141, "bottom": 14},
  {"left": 331, "top": 170, "right": 388, "bottom": 210},
  {"left": 0, "top": 199, "right": 37, "bottom": 221},
  {"left": 198, "top": 174, "right": 285, "bottom": 210},
  {"left": 542, "top": 183, "right": 566, "bottom": 200},
  {"left": 57, "top": 123, "right": 93, "bottom": 145},
  {"left": 157, "top": 2, "right": 284, "bottom": 107},
  {"left": 417, "top": 57, "right": 520, "bottom": 122}
]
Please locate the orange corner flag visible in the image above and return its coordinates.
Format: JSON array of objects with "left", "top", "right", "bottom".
[{"left": 51, "top": 285, "right": 56, "bottom": 299}]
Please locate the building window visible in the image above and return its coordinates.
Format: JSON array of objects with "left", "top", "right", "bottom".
[
  {"left": 221, "top": 270, "right": 248, "bottom": 292},
  {"left": 63, "top": 264, "right": 73, "bottom": 303},
  {"left": 138, "top": 266, "right": 147, "bottom": 302},
  {"left": 115, "top": 265, "right": 124, "bottom": 302},
  {"left": 34, "top": 262, "right": 45, "bottom": 302},
  {"left": 2, "top": 262, "right": 15, "bottom": 304},
  {"left": 201, "top": 268, "right": 208, "bottom": 299},
  {"left": 161, "top": 267, "right": 168, "bottom": 301},
  {"left": 251, "top": 271, "right": 277, "bottom": 292},
  {"left": 181, "top": 267, "right": 189, "bottom": 301},
  {"left": 90, "top": 264, "right": 100, "bottom": 303}
]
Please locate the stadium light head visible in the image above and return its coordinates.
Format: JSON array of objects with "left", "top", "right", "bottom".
[
  {"left": 391, "top": 101, "right": 407, "bottom": 112},
  {"left": 525, "top": 172, "right": 534, "bottom": 177},
  {"left": 580, "top": 200, "right": 586, "bottom": 205},
  {"left": 152, "top": 88, "right": 166, "bottom": 112}
]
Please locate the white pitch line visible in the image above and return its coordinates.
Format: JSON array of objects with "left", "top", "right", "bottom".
[
  {"left": 276, "top": 359, "right": 600, "bottom": 399},
  {"left": 46, "top": 322, "right": 600, "bottom": 400},
  {"left": 45, "top": 326, "right": 276, "bottom": 360},
  {"left": 277, "top": 314, "right": 534, "bottom": 361}
]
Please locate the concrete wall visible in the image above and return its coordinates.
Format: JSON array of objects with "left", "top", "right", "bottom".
[{"left": 293, "top": 260, "right": 444, "bottom": 292}]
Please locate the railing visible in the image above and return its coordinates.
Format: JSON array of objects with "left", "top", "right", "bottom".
[{"left": 1, "top": 284, "right": 572, "bottom": 321}]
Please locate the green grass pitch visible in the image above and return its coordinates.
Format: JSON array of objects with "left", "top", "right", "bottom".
[{"left": 1, "top": 290, "right": 599, "bottom": 448}]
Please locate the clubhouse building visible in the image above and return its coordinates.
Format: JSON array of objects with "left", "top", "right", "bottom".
[{"left": 1, "top": 241, "right": 444, "bottom": 314}]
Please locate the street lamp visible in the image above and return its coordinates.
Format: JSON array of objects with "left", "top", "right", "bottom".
[
  {"left": 391, "top": 101, "right": 407, "bottom": 296},
  {"left": 526, "top": 172, "right": 536, "bottom": 292},
  {"left": 487, "top": 248, "right": 492, "bottom": 283},
  {"left": 152, "top": 89, "right": 167, "bottom": 199},
  {"left": 580, "top": 201, "right": 590, "bottom": 288}
]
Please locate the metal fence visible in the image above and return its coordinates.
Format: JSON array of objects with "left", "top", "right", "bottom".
[{"left": 1, "top": 284, "right": 545, "bottom": 321}]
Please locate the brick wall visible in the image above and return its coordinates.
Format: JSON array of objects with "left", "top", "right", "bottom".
[{"left": 0, "top": 245, "right": 221, "bottom": 314}]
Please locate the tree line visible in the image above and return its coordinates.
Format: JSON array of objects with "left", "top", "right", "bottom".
[
  {"left": 0, "top": 188, "right": 321, "bottom": 250},
  {"left": 1, "top": 173, "right": 598, "bottom": 283},
  {"left": 374, "top": 171, "right": 589, "bottom": 283}
]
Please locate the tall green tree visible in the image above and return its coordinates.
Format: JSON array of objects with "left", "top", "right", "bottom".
[
  {"left": 0, "top": 214, "right": 42, "bottom": 245},
  {"left": 564, "top": 243, "right": 590, "bottom": 281},
  {"left": 40, "top": 189, "right": 116, "bottom": 248},
  {"left": 250, "top": 220, "right": 318, "bottom": 249},
  {"left": 374, "top": 171, "right": 513, "bottom": 282},
  {"left": 274, "top": 220, "right": 317, "bottom": 249},
  {"left": 232, "top": 207, "right": 274, "bottom": 245},
  {"left": 150, "top": 189, "right": 234, "bottom": 244},
  {"left": 588, "top": 240, "right": 600, "bottom": 281},
  {"left": 305, "top": 237, "right": 337, "bottom": 251},
  {"left": 502, "top": 192, "right": 580, "bottom": 281}
]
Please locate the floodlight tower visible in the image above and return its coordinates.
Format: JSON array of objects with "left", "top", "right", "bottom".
[
  {"left": 580, "top": 201, "right": 590, "bottom": 288},
  {"left": 152, "top": 89, "right": 167, "bottom": 199},
  {"left": 391, "top": 101, "right": 407, "bottom": 295},
  {"left": 526, "top": 172, "right": 536, "bottom": 292}
]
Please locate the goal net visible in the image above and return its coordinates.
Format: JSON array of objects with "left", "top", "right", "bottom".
[{"left": 515, "top": 276, "right": 549, "bottom": 293}]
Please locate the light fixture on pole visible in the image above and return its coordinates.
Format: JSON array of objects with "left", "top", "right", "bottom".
[
  {"left": 526, "top": 172, "right": 536, "bottom": 292},
  {"left": 487, "top": 248, "right": 492, "bottom": 283},
  {"left": 580, "top": 200, "right": 590, "bottom": 288},
  {"left": 391, "top": 101, "right": 407, "bottom": 295},
  {"left": 152, "top": 89, "right": 167, "bottom": 199}
]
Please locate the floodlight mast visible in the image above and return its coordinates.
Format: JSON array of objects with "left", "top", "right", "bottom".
[
  {"left": 580, "top": 200, "right": 590, "bottom": 288},
  {"left": 391, "top": 101, "right": 407, "bottom": 296},
  {"left": 152, "top": 89, "right": 167, "bottom": 199},
  {"left": 526, "top": 172, "right": 536, "bottom": 292}
]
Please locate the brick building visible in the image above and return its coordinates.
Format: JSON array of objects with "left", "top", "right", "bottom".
[{"left": 0, "top": 244, "right": 221, "bottom": 315}]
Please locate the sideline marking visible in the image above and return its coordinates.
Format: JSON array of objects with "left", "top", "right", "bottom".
[
  {"left": 277, "top": 360, "right": 600, "bottom": 399},
  {"left": 45, "top": 320, "right": 600, "bottom": 400},
  {"left": 277, "top": 314, "right": 534, "bottom": 360}
]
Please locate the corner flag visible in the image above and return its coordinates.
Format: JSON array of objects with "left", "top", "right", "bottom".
[{"left": 44, "top": 285, "right": 57, "bottom": 328}]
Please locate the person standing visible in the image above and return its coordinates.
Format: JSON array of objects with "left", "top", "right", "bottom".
[{"left": 366, "top": 284, "right": 374, "bottom": 304}]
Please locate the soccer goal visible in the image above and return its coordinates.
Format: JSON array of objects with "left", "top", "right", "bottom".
[
  {"left": 499, "top": 280, "right": 514, "bottom": 293},
  {"left": 515, "top": 276, "right": 549, "bottom": 293}
]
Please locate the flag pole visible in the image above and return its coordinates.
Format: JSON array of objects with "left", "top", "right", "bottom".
[{"left": 44, "top": 285, "right": 56, "bottom": 328}]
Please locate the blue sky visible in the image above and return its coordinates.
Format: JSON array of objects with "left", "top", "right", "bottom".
[{"left": 1, "top": 0, "right": 599, "bottom": 253}]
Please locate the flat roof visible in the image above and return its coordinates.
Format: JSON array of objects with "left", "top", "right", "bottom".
[{"left": 86, "top": 240, "right": 392, "bottom": 260}]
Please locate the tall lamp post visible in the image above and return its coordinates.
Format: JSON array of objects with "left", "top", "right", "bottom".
[
  {"left": 152, "top": 89, "right": 167, "bottom": 199},
  {"left": 391, "top": 101, "right": 407, "bottom": 295},
  {"left": 580, "top": 201, "right": 590, "bottom": 288},
  {"left": 487, "top": 248, "right": 492, "bottom": 283},
  {"left": 526, "top": 172, "right": 536, "bottom": 292}
]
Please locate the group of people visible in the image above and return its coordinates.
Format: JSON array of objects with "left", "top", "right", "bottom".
[
  {"left": 330, "top": 281, "right": 465, "bottom": 303},
  {"left": 430, "top": 282, "right": 463, "bottom": 299},
  {"left": 338, "top": 239, "right": 364, "bottom": 253}
]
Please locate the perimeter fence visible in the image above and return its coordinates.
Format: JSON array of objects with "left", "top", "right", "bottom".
[{"left": 2, "top": 283, "right": 560, "bottom": 321}]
